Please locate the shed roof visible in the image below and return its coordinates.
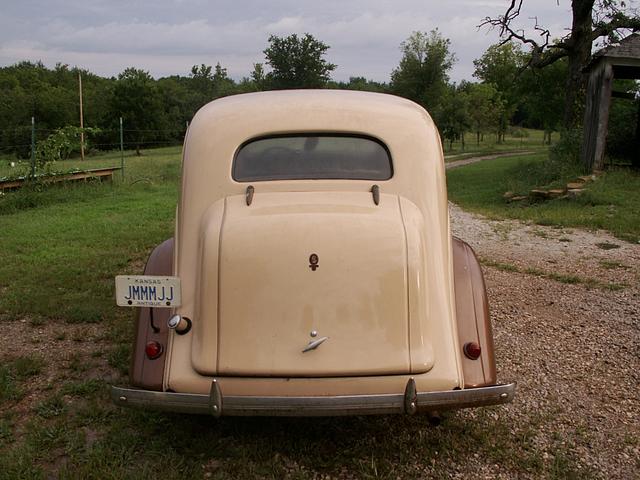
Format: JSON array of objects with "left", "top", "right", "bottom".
[
  {"left": 587, "top": 33, "right": 640, "bottom": 77},
  {"left": 592, "top": 33, "right": 640, "bottom": 60}
]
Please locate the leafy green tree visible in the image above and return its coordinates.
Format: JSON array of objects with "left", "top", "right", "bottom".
[
  {"left": 473, "top": 42, "right": 527, "bottom": 142},
  {"left": 188, "top": 62, "right": 237, "bottom": 109},
  {"left": 0, "top": 68, "right": 32, "bottom": 157},
  {"left": 518, "top": 58, "right": 567, "bottom": 144},
  {"left": 461, "top": 82, "right": 503, "bottom": 145},
  {"left": 190, "top": 64, "right": 215, "bottom": 100},
  {"left": 390, "top": 30, "right": 455, "bottom": 115},
  {"left": 0, "top": 62, "right": 79, "bottom": 157},
  {"left": 235, "top": 63, "right": 267, "bottom": 93},
  {"left": 157, "top": 75, "right": 192, "bottom": 141},
  {"left": 330, "top": 76, "right": 389, "bottom": 93},
  {"left": 251, "top": 63, "right": 266, "bottom": 87},
  {"left": 3, "top": 62, "right": 76, "bottom": 128},
  {"left": 436, "top": 85, "right": 471, "bottom": 150},
  {"left": 77, "top": 69, "right": 113, "bottom": 131},
  {"left": 263, "top": 33, "right": 337, "bottom": 89},
  {"left": 0, "top": 61, "right": 222, "bottom": 158},
  {"left": 212, "top": 63, "right": 235, "bottom": 97},
  {"left": 110, "top": 68, "right": 165, "bottom": 155}
]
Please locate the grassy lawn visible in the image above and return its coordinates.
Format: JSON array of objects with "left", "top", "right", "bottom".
[
  {"left": 0, "top": 145, "right": 603, "bottom": 478},
  {"left": 0, "top": 145, "right": 183, "bottom": 181},
  {"left": 0, "top": 147, "right": 180, "bottom": 328},
  {"left": 442, "top": 128, "right": 550, "bottom": 158},
  {"left": 447, "top": 152, "right": 640, "bottom": 243}
]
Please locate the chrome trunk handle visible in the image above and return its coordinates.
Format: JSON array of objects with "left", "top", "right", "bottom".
[{"left": 302, "top": 336, "right": 329, "bottom": 353}]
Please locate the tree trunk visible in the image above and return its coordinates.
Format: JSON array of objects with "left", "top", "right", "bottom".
[
  {"left": 562, "top": 0, "right": 595, "bottom": 130},
  {"left": 476, "top": 131, "right": 480, "bottom": 146}
]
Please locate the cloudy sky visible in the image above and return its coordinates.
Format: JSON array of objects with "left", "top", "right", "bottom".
[{"left": 0, "top": 0, "right": 575, "bottom": 83}]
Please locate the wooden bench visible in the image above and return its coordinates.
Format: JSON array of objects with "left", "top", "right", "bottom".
[{"left": 0, "top": 167, "right": 122, "bottom": 191}]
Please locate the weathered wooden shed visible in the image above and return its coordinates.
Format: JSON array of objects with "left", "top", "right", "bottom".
[{"left": 581, "top": 33, "right": 640, "bottom": 171}]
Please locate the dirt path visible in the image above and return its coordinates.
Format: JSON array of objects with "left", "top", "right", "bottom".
[
  {"left": 450, "top": 203, "right": 640, "bottom": 478},
  {"left": 446, "top": 150, "right": 536, "bottom": 169}
]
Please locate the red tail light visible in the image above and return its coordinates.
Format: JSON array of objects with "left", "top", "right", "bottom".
[
  {"left": 145, "top": 341, "right": 163, "bottom": 359},
  {"left": 463, "top": 341, "right": 481, "bottom": 360}
]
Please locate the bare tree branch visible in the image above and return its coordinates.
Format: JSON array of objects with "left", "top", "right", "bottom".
[
  {"left": 479, "top": 0, "right": 558, "bottom": 67},
  {"left": 479, "top": 0, "right": 638, "bottom": 69},
  {"left": 591, "top": 13, "right": 640, "bottom": 40}
]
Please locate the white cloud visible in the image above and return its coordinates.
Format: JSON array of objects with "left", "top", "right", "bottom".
[
  {"left": 265, "top": 16, "right": 305, "bottom": 33},
  {"left": 0, "top": 0, "right": 585, "bottom": 82},
  {"left": 41, "top": 19, "right": 265, "bottom": 56}
]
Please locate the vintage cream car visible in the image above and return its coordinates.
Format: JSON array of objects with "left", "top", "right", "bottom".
[{"left": 112, "top": 90, "right": 515, "bottom": 416}]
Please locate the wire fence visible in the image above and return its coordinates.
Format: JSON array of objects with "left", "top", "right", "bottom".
[{"left": 0, "top": 117, "right": 188, "bottom": 182}]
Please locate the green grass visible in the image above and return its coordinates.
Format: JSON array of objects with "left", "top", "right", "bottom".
[
  {"left": 35, "top": 394, "right": 67, "bottom": 419},
  {"left": 0, "top": 400, "right": 597, "bottom": 479},
  {"left": 447, "top": 153, "right": 640, "bottom": 243},
  {"left": 0, "top": 146, "right": 181, "bottom": 215},
  {"left": 443, "top": 128, "right": 550, "bottom": 157},
  {"left": 0, "top": 145, "right": 182, "bottom": 180},
  {"left": 0, "top": 415, "right": 13, "bottom": 445},
  {"left": 480, "top": 258, "right": 628, "bottom": 291},
  {"left": 0, "top": 355, "right": 45, "bottom": 403},
  {"left": 0, "top": 186, "right": 176, "bottom": 320},
  {"left": 0, "top": 367, "right": 21, "bottom": 403},
  {"left": 0, "top": 148, "right": 179, "bottom": 320},
  {"left": 599, "top": 260, "right": 628, "bottom": 270},
  {"left": 60, "top": 379, "right": 104, "bottom": 397}
]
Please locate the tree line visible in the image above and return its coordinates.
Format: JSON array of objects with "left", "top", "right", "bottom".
[{"left": 0, "top": 27, "right": 636, "bottom": 162}]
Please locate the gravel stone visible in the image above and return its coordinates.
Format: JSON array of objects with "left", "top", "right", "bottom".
[{"left": 450, "top": 202, "right": 640, "bottom": 479}]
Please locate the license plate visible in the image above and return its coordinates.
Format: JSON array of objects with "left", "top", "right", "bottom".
[{"left": 115, "top": 275, "right": 181, "bottom": 308}]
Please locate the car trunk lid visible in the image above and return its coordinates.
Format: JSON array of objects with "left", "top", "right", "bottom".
[{"left": 214, "top": 191, "right": 410, "bottom": 377}]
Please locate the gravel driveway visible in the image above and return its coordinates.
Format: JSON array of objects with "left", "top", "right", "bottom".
[{"left": 450, "top": 203, "right": 640, "bottom": 479}]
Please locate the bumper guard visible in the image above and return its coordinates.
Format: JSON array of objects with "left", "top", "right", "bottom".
[{"left": 111, "top": 379, "right": 515, "bottom": 417}]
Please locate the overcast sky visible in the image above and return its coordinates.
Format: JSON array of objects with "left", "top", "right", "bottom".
[{"left": 0, "top": 1, "right": 577, "bottom": 83}]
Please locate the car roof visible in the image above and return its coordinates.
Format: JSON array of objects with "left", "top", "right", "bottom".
[
  {"left": 180, "top": 88, "right": 443, "bottom": 204},
  {"left": 191, "top": 90, "right": 434, "bottom": 138}
]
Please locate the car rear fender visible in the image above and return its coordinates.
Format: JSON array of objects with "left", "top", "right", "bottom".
[
  {"left": 452, "top": 237, "right": 497, "bottom": 388},
  {"left": 130, "top": 238, "right": 174, "bottom": 390}
]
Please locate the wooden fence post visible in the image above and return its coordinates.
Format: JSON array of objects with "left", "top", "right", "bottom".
[{"left": 581, "top": 60, "right": 614, "bottom": 172}]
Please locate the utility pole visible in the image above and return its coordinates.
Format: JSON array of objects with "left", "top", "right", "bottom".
[
  {"left": 120, "top": 117, "right": 124, "bottom": 180},
  {"left": 30, "top": 117, "right": 35, "bottom": 179},
  {"left": 78, "top": 71, "right": 85, "bottom": 161}
]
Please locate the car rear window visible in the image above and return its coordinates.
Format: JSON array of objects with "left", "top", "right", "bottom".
[{"left": 233, "top": 135, "right": 392, "bottom": 181}]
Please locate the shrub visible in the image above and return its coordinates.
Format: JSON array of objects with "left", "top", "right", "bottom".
[
  {"left": 549, "top": 128, "right": 583, "bottom": 168},
  {"left": 35, "top": 126, "right": 101, "bottom": 170}
]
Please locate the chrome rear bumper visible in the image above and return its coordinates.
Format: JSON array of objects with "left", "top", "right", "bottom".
[{"left": 111, "top": 381, "right": 515, "bottom": 417}]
